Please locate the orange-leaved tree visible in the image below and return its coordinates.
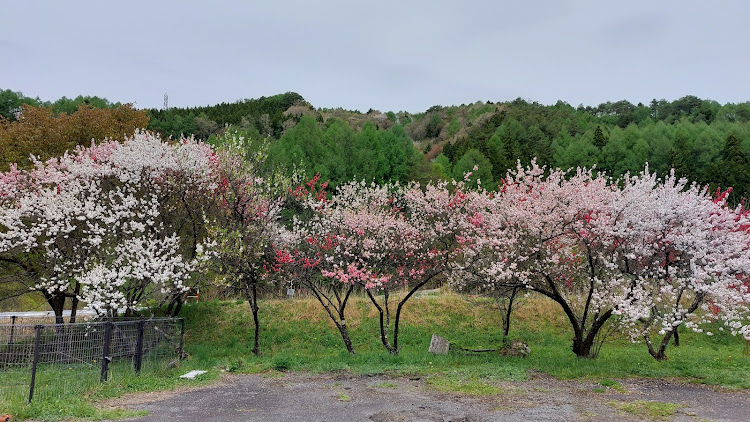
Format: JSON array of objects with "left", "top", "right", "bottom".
[{"left": 0, "top": 103, "right": 149, "bottom": 170}]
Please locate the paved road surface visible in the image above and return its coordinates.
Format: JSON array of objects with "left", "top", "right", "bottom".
[{"left": 101, "top": 372, "right": 750, "bottom": 422}]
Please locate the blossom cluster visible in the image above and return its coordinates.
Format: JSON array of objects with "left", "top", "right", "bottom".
[
  {"left": 270, "top": 177, "right": 475, "bottom": 294},
  {"left": 0, "top": 131, "right": 215, "bottom": 317},
  {"left": 455, "top": 161, "right": 750, "bottom": 352}
]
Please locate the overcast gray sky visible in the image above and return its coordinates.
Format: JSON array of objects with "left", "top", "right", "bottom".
[{"left": 2, "top": 0, "right": 749, "bottom": 112}]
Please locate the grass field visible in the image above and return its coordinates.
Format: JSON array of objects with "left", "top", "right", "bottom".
[
  {"left": 182, "top": 293, "right": 750, "bottom": 387},
  {"left": 2, "top": 291, "right": 749, "bottom": 420}
]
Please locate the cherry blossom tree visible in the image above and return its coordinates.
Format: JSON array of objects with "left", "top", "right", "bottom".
[
  {"left": 265, "top": 174, "right": 363, "bottom": 354},
  {"left": 310, "top": 179, "right": 473, "bottom": 354},
  {"left": 271, "top": 178, "right": 465, "bottom": 355},
  {"left": 0, "top": 131, "right": 215, "bottom": 321},
  {"left": 458, "top": 161, "right": 750, "bottom": 359},
  {"left": 447, "top": 174, "right": 526, "bottom": 343},
  {"left": 613, "top": 176, "right": 750, "bottom": 360},
  {"left": 457, "top": 162, "right": 641, "bottom": 358}
]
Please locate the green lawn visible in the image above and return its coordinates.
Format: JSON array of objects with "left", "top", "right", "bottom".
[{"left": 182, "top": 294, "right": 750, "bottom": 388}]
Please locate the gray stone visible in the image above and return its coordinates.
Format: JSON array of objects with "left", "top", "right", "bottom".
[
  {"left": 428, "top": 333, "right": 450, "bottom": 354},
  {"left": 499, "top": 340, "right": 530, "bottom": 357}
]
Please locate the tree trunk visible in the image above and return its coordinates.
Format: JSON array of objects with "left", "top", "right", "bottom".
[
  {"left": 249, "top": 284, "right": 261, "bottom": 356},
  {"left": 336, "top": 286, "right": 355, "bottom": 354},
  {"left": 572, "top": 334, "right": 592, "bottom": 358},
  {"left": 69, "top": 282, "right": 81, "bottom": 323},
  {"left": 502, "top": 311, "right": 511, "bottom": 341},
  {"left": 501, "top": 287, "right": 521, "bottom": 342},
  {"left": 166, "top": 297, "right": 175, "bottom": 316},
  {"left": 309, "top": 284, "right": 356, "bottom": 354},
  {"left": 335, "top": 322, "right": 355, "bottom": 355},
  {"left": 570, "top": 310, "right": 613, "bottom": 359},
  {"left": 644, "top": 295, "right": 703, "bottom": 361},
  {"left": 166, "top": 294, "right": 184, "bottom": 317},
  {"left": 644, "top": 329, "right": 674, "bottom": 361},
  {"left": 391, "top": 275, "right": 440, "bottom": 354},
  {"left": 537, "top": 275, "right": 613, "bottom": 359},
  {"left": 46, "top": 293, "right": 66, "bottom": 324},
  {"left": 366, "top": 272, "right": 442, "bottom": 355},
  {"left": 172, "top": 298, "right": 184, "bottom": 317},
  {"left": 366, "top": 289, "right": 397, "bottom": 354}
]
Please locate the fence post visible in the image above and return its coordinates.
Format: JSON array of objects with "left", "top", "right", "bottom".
[
  {"left": 178, "top": 318, "right": 184, "bottom": 359},
  {"left": 28, "top": 324, "right": 42, "bottom": 403},
  {"left": 134, "top": 320, "right": 145, "bottom": 373},
  {"left": 100, "top": 321, "right": 113, "bottom": 382},
  {"left": 9, "top": 315, "right": 16, "bottom": 345}
]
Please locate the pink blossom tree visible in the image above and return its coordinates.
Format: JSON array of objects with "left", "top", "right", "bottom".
[
  {"left": 272, "top": 178, "right": 464, "bottom": 355},
  {"left": 459, "top": 161, "right": 750, "bottom": 359},
  {"left": 458, "top": 162, "right": 641, "bottom": 358},
  {"left": 265, "top": 174, "right": 363, "bottom": 354},
  {"left": 311, "top": 179, "right": 473, "bottom": 355}
]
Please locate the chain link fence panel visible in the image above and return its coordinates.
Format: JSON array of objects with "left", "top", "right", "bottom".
[{"left": 0, "top": 317, "right": 183, "bottom": 405}]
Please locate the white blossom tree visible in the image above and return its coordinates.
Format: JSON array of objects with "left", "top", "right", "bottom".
[
  {"left": 0, "top": 131, "right": 214, "bottom": 321},
  {"left": 613, "top": 175, "right": 750, "bottom": 360},
  {"left": 458, "top": 162, "right": 636, "bottom": 358}
]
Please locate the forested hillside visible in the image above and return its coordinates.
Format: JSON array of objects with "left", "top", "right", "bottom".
[
  {"left": 3, "top": 87, "right": 750, "bottom": 200},
  {"left": 147, "top": 92, "right": 305, "bottom": 140}
]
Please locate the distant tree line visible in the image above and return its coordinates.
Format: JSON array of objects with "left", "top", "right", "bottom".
[
  {"left": 264, "top": 116, "right": 420, "bottom": 188},
  {"left": 0, "top": 102, "right": 148, "bottom": 171},
  {"left": 3, "top": 86, "right": 750, "bottom": 202},
  {"left": 0, "top": 88, "right": 123, "bottom": 121}
]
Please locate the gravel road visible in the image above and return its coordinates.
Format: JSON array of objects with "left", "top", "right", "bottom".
[{"left": 101, "top": 372, "right": 750, "bottom": 422}]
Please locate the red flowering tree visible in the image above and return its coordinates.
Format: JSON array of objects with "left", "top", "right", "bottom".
[{"left": 265, "top": 175, "right": 362, "bottom": 354}]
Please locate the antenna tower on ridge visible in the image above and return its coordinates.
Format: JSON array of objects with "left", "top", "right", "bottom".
[{"left": 163, "top": 93, "right": 169, "bottom": 110}]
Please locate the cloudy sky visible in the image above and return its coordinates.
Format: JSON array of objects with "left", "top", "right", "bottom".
[{"left": 2, "top": 1, "right": 749, "bottom": 112}]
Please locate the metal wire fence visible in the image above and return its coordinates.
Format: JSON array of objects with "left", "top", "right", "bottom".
[{"left": 0, "top": 317, "right": 184, "bottom": 404}]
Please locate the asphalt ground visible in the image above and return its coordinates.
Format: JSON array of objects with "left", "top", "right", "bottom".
[{"left": 100, "top": 372, "right": 750, "bottom": 422}]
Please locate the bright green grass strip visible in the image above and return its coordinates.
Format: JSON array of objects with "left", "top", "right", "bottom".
[
  {"left": 608, "top": 400, "right": 680, "bottom": 420},
  {"left": 425, "top": 373, "right": 504, "bottom": 395},
  {"left": 1, "top": 358, "right": 219, "bottom": 421}
]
